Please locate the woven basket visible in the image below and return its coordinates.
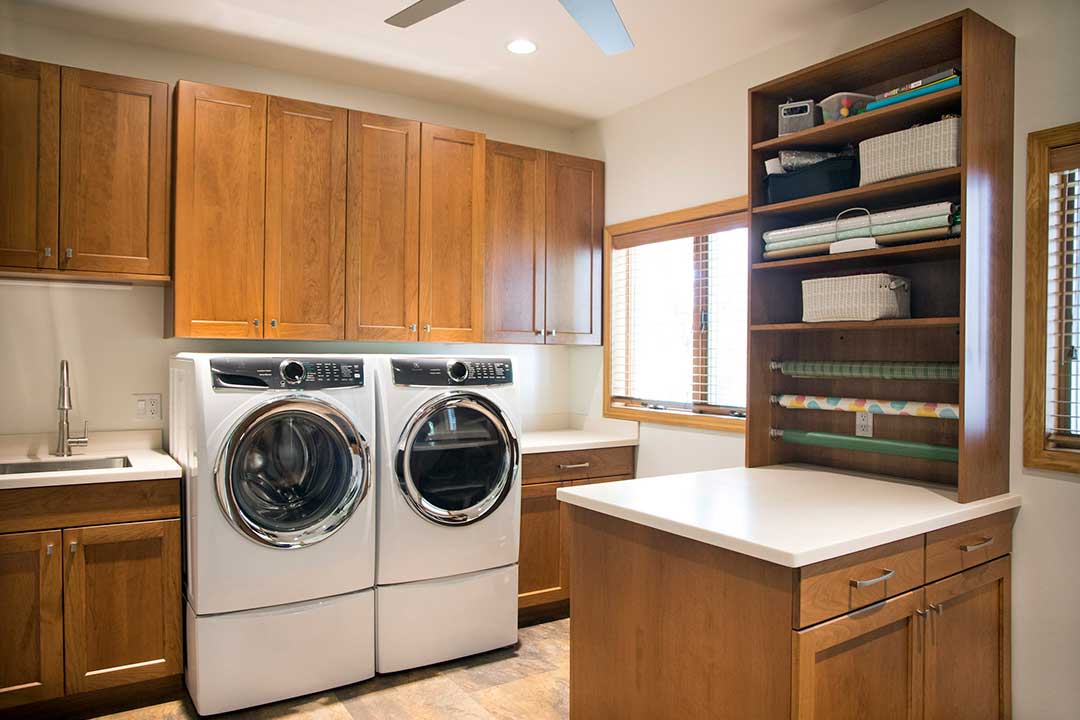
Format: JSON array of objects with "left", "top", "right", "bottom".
[
  {"left": 858, "top": 117, "right": 960, "bottom": 186},
  {"left": 802, "top": 273, "right": 911, "bottom": 322}
]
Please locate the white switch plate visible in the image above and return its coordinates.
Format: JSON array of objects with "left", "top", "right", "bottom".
[
  {"left": 134, "top": 393, "right": 161, "bottom": 420},
  {"left": 855, "top": 411, "right": 873, "bottom": 438}
]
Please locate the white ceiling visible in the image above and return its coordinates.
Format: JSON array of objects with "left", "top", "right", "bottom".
[{"left": 14, "top": 0, "right": 885, "bottom": 127}]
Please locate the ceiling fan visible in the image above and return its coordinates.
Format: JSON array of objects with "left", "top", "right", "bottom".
[{"left": 385, "top": 0, "right": 634, "bottom": 55}]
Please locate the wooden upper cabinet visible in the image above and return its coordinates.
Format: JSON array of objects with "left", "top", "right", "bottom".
[
  {"left": 265, "top": 96, "right": 347, "bottom": 340},
  {"left": 419, "top": 123, "right": 485, "bottom": 343},
  {"left": 63, "top": 519, "right": 182, "bottom": 694},
  {"left": 545, "top": 152, "right": 603, "bottom": 345},
  {"left": 924, "top": 557, "right": 1011, "bottom": 720},
  {"left": 346, "top": 112, "right": 421, "bottom": 341},
  {"left": 173, "top": 81, "right": 266, "bottom": 338},
  {"left": 59, "top": 68, "right": 169, "bottom": 276},
  {"left": 0, "top": 54, "right": 59, "bottom": 270},
  {"left": 485, "top": 141, "right": 546, "bottom": 344},
  {"left": 0, "top": 530, "right": 63, "bottom": 709}
]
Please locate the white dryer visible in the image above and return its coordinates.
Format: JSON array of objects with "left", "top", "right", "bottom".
[
  {"left": 374, "top": 356, "right": 521, "bottom": 673},
  {"left": 169, "top": 353, "right": 376, "bottom": 715}
]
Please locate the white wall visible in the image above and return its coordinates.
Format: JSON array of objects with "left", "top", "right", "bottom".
[
  {"left": 0, "top": 14, "right": 582, "bottom": 437},
  {"left": 572, "top": 1, "right": 1080, "bottom": 717}
]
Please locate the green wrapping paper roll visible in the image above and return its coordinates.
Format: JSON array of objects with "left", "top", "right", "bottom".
[
  {"left": 773, "top": 429, "right": 959, "bottom": 463},
  {"left": 771, "top": 360, "right": 960, "bottom": 382}
]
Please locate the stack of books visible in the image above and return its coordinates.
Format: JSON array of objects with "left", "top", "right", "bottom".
[{"left": 866, "top": 68, "right": 960, "bottom": 111}]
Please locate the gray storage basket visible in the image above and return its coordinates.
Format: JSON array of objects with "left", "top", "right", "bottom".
[{"left": 859, "top": 117, "right": 960, "bottom": 186}]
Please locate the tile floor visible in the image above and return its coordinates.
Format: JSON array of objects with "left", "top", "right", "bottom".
[{"left": 94, "top": 619, "right": 569, "bottom": 720}]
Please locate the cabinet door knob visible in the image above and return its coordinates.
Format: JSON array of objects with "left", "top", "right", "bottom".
[
  {"left": 409, "top": 323, "right": 418, "bottom": 332},
  {"left": 69, "top": 541, "right": 78, "bottom": 554},
  {"left": 65, "top": 248, "right": 74, "bottom": 259},
  {"left": 423, "top": 324, "right": 431, "bottom": 333},
  {"left": 270, "top": 319, "right": 277, "bottom": 328},
  {"left": 46, "top": 543, "right": 54, "bottom": 556},
  {"left": 43, "top": 247, "right": 52, "bottom": 258},
  {"left": 915, "top": 608, "right": 928, "bottom": 618},
  {"left": 253, "top": 319, "right": 260, "bottom": 328},
  {"left": 547, "top": 329, "right": 557, "bottom": 337},
  {"left": 929, "top": 602, "right": 944, "bottom": 615}
]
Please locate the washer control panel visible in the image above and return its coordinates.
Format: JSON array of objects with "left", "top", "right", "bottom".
[
  {"left": 391, "top": 358, "right": 513, "bottom": 387},
  {"left": 210, "top": 357, "right": 364, "bottom": 390}
]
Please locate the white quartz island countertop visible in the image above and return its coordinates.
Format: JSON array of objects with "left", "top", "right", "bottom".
[
  {"left": 557, "top": 465, "right": 1022, "bottom": 568},
  {"left": 520, "top": 429, "right": 638, "bottom": 454}
]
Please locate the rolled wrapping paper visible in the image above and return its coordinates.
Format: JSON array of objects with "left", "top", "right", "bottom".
[
  {"left": 773, "top": 429, "right": 959, "bottom": 463},
  {"left": 773, "top": 394, "right": 959, "bottom": 419},
  {"left": 764, "top": 214, "right": 952, "bottom": 251},
  {"left": 762, "top": 201, "right": 955, "bottom": 244},
  {"left": 772, "top": 360, "right": 960, "bottom": 382}
]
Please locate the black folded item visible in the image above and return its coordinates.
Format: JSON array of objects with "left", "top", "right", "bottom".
[{"left": 765, "top": 155, "right": 860, "bottom": 204}]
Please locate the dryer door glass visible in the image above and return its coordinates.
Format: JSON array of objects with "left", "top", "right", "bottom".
[
  {"left": 217, "top": 398, "right": 369, "bottom": 548},
  {"left": 398, "top": 394, "right": 519, "bottom": 526}
]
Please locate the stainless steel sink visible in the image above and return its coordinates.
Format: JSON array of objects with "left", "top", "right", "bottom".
[{"left": 0, "top": 456, "right": 132, "bottom": 475}]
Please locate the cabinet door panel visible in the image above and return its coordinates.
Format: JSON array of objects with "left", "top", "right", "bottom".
[
  {"left": 485, "top": 141, "right": 545, "bottom": 343},
  {"left": 60, "top": 68, "right": 169, "bottom": 275},
  {"left": 545, "top": 152, "right": 603, "bottom": 345},
  {"left": 793, "top": 589, "right": 925, "bottom": 720},
  {"left": 519, "top": 481, "right": 569, "bottom": 608},
  {"left": 419, "top": 124, "right": 485, "bottom": 343},
  {"left": 63, "top": 519, "right": 182, "bottom": 694},
  {"left": 924, "top": 556, "right": 1010, "bottom": 720},
  {"left": 173, "top": 81, "right": 266, "bottom": 338},
  {"left": 0, "top": 54, "right": 59, "bottom": 269},
  {"left": 265, "top": 96, "right": 346, "bottom": 340},
  {"left": 346, "top": 112, "right": 420, "bottom": 341},
  {"left": 0, "top": 530, "right": 62, "bottom": 709}
]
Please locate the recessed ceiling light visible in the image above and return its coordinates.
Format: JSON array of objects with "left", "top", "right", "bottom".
[{"left": 507, "top": 39, "right": 537, "bottom": 55}]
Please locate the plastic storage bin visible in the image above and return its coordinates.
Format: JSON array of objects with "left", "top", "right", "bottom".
[
  {"left": 802, "top": 273, "right": 911, "bottom": 322},
  {"left": 765, "top": 156, "right": 859, "bottom": 204},
  {"left": 859, "top": 117, "right": 960, "bottom": 185},
  {"left": 819, "top": 92, "right": 875, "bottom": 122}
]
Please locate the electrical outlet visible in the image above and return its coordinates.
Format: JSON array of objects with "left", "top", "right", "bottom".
[
  {"left": 855, "top": 411, "right": 873, "bottom": 438},
  {"left": 134, "top": 393, "right": 162, "bottom": 421}
]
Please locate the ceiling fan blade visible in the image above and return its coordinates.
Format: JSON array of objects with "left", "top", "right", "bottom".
[
  {"left": 385, "top": 0, "right": 467, "bottom": 28},
  {"left": 557, "top": 0, "right": 634, "bottom": 55}
]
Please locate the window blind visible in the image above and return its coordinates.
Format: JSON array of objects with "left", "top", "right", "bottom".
[
  {"left": 610, "top": 219, "right": 747, "bottom": 418},
  {"left": 1045, "top": 144, "right": 1080, "bottom": 449}
]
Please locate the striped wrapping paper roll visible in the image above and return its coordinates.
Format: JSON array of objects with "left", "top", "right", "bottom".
[
  {"left": 771, "top": 360, "right": 960, "bottom": 382},
  {"left": 773, "top": 429, "right": 959, "bottom": 463},
  {"left": 773, "top": 394, "right": 959, "bottom": 419}
]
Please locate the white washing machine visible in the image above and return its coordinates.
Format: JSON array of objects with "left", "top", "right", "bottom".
[
  {"left": 169, "top": 353, "right": 376, "bottom": 715},
  {"left": 374, "top": 355, "right": 522, "bottom": 673}
]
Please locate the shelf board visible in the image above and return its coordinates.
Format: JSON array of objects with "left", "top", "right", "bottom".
[
  {"left": 750, "top": 317, "right": 960, "bottom": 332},
  {"left": 752, "top": 238, "right": 960, "bottom": 271},
  {"left": 753, "top": 167, "right": 961, "bottom": 218},
  {"left": 753, "top": 87, "right": 962, "bottom": 152}
]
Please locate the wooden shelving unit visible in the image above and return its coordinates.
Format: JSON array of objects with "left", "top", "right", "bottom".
[{"left": 745, "top": 10, "right": 1015, "bottom": 502}]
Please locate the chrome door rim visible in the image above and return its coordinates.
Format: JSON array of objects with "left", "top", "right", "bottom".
[
  {"left": 214, "top": 395, "right": 371, "bottom": 549},
  {"left": 396, "top": 392, "right": 519, "bottom": 526}
]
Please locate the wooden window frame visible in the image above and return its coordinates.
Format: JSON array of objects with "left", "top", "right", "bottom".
[
  {"left": 1024, "top": 121, "right": 1080, "bottom": 473},
  {"left": 604, "top": 196, "right": 748, "bottom": 433}
]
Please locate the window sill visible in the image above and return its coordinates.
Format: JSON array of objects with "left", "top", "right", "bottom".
[
  {"left": 604, "top": 404, "right": 746, "bottom": 434},
  {"left": 1024, "top": 445, "right": 1080, "bottom": 475}
]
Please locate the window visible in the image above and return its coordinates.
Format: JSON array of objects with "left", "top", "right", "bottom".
[
  {"left": 1025, "top": 122, "right": 1080, "bottom": 473},
  {"left": 604, "top": 198, "right": 748, "bottom": 432}
]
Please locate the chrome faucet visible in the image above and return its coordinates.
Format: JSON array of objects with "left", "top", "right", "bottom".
[{"left": 54, "top": 360, "right": 88, "bottom": 457}]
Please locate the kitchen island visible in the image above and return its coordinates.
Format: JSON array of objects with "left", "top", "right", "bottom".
[{"left": 557, "top": 465, "right": 1020, "bottom": 720}]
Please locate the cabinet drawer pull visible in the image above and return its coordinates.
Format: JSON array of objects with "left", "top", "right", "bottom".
[
  {"left": 69, "top": 541, "right": 78, "bottom": 554},
  {"left": 849, "top": 568, "right": 894, "bottom": 589},
  {"left": 46, "top": 543, "right": 54, "bottom": 556},
  {"left": 929, "top": 602, "right": 944, "bottom": 615},
  {"left": 558, "top": 462, "right": 591, "bottom": 470},
  {"left": 960, "top": 536, "right": 994, "bottom": 552},
  {"left": 915, "top": 608, "right": 928, "bottom": 618}
]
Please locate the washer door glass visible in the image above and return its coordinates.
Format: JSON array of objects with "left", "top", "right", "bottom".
[
  {"left": 398, "top": 394, "right": 518, "bottom": 526},
  {"left": 217, "top": 398, "right": 369, "bottom": 548}
]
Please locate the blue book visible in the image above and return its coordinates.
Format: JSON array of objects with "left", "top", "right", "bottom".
[{"left": 866, "top": 76, "right": 960, "bottom": 111}]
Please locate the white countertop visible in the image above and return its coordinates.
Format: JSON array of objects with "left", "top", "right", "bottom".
[
  {"left": 521, "top": 429, "right": 638, "bottom": 454},
  {"left": 557, "top": 464, "right": 1021, "bottom": 568},
  {"left": 0, "top": 429, "right": 182, "bottom": 490}
]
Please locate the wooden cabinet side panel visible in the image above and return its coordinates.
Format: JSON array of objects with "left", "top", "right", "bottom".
[
  {"left": 345, "top": 111, "right": 421, "bottom": 341},
  {"left": 264, "top": 96, "right": 346, "bottom": 340},
  {"left": 0, "top": 530, "right": 63, "bottom": 709},
  {"left": 0, "top": 54, "right": 59, "bottom": 269},
  {"left": 484, "top": 141, "right": 545, "bottom": 344},
  {"left": 419, "top": 124, "right": 485, "bottom": 343},
  {"left": 173, "top": 81, "right": 266, "bottom": 338},
  {"left": 63, "top": 519, "right": 182, "bottom": 694},
  {"left": 59, "top": 68, "right": 169, "bottom": 275}
]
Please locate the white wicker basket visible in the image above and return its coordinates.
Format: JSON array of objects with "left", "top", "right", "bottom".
[
  {"left": 858, "top": 117, "right": 960, "bottom": 186},
  {"left": 802, "top": 273, "right": 911, "bottom": 322}
]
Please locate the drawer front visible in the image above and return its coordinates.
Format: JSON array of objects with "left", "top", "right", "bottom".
[
  {"left": 522, "top": 446, "right": 635, "bottom": 485},
  {"left": 0, "top": 479, "right": 181, "bottom": 534},
  {"left": 925, "top": 510, "right": 1014, "bottom": 583},
  {"left": 796, "top": 534, "right": 924, "bottom": 628}
]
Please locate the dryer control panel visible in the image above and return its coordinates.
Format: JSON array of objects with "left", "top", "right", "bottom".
[
  {"left": 391, "top": 358, "right": 513, "bottom": 386},
  {"left": 210, "top": 357, "right": 364, "bottom": 390}
]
